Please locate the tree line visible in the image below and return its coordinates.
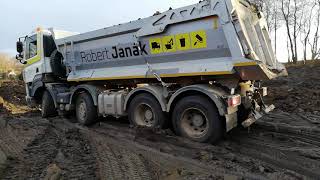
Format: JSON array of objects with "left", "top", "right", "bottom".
[
  {"left": 251, "top": 0, "right": 320, "bottom": 63},
  {"left": 0, "top": 53, "right": 22, "bottom": 74}
]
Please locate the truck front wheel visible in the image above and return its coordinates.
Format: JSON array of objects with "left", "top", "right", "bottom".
[
  {"left": 172, "top": 95, "right": 223, "bottom": 143},
  {"left": 75, "top": 93, "right": 97, "bottom": 125},
  {"left": 128, "top": 93, "right": 166, "bottom": 128},
  {"left": 41, "top": 91, "right": 57, "bottom": 118}
]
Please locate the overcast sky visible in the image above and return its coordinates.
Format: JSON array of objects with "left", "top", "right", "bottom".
[
  {"left": 0, "top": 0, "right": 290, "bottom": 62},
  {"left": 0, "top": 0, "right": 199, "bottom": 54}
]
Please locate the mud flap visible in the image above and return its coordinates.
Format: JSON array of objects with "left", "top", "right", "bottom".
[
  {"left": 242, "top": 104, "right": 275, "bottom": 128},
  {"left": 226, "top": 112, "right": 238, "bottom": 132}
]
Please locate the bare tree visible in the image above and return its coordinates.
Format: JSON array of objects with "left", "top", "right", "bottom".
[
  {"left": 280, "top": 0, "right": 303, "bottom": 63},
  {"left": 251, "top": 0, "right": 320, "bottom": 62},
  {"left": 269, "top": 0, "right": 282, "bottom": 58},
  {"left": 299, "top": 1, "right": 316, "bottom": 62},
  {"left": 287, "top": 36, "right": 291, "bottom": 62},
  {"left": 293, "top": 0, "right": 299, "bottom": 62},
  {"left": 309, "top": 0, "right": 320, "bottom": 60},
  {"left": 281, "top": 0, "right": 294, "bottom": 63}
]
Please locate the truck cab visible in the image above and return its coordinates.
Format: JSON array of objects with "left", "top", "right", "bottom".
[
  {"left": 21, "top": 30, "right": 53, "bottom": 83},
  {"left": 16, "top": 28, "right": 77, "bottom": 105}
]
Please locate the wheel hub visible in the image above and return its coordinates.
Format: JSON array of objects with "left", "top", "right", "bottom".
[
  {"left": 191, "top": 114, "right": 204, "bottom": 127},
  {"left": 78, "top": 102, "right": 87, "bottom": 120},
  {"left": 181, "top": 108, "right": 208, "bottom": 138},
  {"left": 134, "top": 103, "right": 155, "bottom": 127},
  {"left": 144, "top": 109, "right": 153, "bottom": 121}
]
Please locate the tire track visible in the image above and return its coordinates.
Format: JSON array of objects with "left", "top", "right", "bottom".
[
  {"left": 3, "top": 125, "right": 60, "bottom": 179},
  {"left": 0, "top": 117, "right": 46, "bottom": 159},
  {"left": 227, "top": 127, "right": 320, "bottom": 179},
  {"left": 256, "top": 122, "right": 320, "bottom": 147},
  {"left": 56, "top": 128, "right": 98, "bottom": 179},
  {"left": 2, "top": 120, "right": 99, "bottom": 180},
  {"left": 84, "top": 123, "right": 269, "bottom": 180},
  {"left": 88, "top": 131, "right": 154, "bottom": 180},
  {"left": 0, "top": 128, "right": 23, "bottom": 158}
]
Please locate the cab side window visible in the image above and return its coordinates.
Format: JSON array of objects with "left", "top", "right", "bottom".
[{"left": 25, "top": 35, "right": 37, "bottom": 59}]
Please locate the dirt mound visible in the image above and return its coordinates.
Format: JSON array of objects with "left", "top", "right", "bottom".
[
  {"left": 0, "top": 81, "right": 26, "bottom": 106},
  {"left": 264, "top": 62, "right": 320, "bottom": 114},
  {"left": 0, "top": 80, "right": 32, "bottom": 114}
]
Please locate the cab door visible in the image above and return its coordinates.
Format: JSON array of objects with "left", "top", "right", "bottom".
[{"left": 23, "top": 32, "right": 44, "bottom": 83}]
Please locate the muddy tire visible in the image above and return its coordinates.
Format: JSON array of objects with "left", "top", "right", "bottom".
[
  {"left": 41, "top": 91, "right": 57, "bottom": 118},
  {"left": 128, "top": 93, "right": 167, "bottom": 128},
  {"left": 172, "top": 95, "right": 223, "bottom": 143},
  {"left": 75, "top": 93, "right": 97, "bottom": 125}
]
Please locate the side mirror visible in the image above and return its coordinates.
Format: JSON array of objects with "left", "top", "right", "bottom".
[{"left": 16, "top": 41, "right": 23, "bottom": 53}]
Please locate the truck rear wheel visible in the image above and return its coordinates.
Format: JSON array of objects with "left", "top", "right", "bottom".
[
  {"left": 75, "top": 93, "right": 97, "bottom": 125},
  {"left": 128, "top": 93, "right": 166, "bottom": 128},
  {"left": 41, "top": 91, "right": 57, "bottom": 118},
  {"left": 172, "top": 95, "right": 223, "bottom": 143}
]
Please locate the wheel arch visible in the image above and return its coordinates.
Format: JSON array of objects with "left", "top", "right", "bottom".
[
  {"left": 167, "top": 84, "right": 228, "bottom": 116},
  {"left": 44, "top": 83, "right": 69, "bottom": 108},
  {"left": 32, "top": 86, "right": 46, "bottom": 104},
  {"left": 30, "top": 76, "right": 45, "bottom": 103},
  {"left": 69, "top": 84, "right": 101, "bottom": 106},
  {"left": 32, "top": 85, "right": 58, "bottom": 108},
  {"left": 124, "top": 85, "right": 167, "bottom": 112}
]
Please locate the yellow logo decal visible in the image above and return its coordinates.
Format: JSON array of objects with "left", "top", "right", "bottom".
[
  {"left": 149, "top": 30, "right": 207, "bottom": 54},
  {"left": 191, "top": 30, "right": 207, "bottom": 49},
  {"left": 162, "top": 35, "right": 176, "bottom": 53},
  {"left": 149, "top": 37, "right": 162, "bottom": 54},
  {"left": 175, "top": 33, "right": 191, "bottom": 51}
]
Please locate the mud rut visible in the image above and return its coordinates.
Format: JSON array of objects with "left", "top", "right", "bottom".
[
  {"left": 0, "top": 111, "right": 319, "bottom": 179},
  {"left": 1, "top": 117, "right": 98, "bottom": 180},
  {"left": 1, "top": 64, "right": 320, "bottom": 179},
  {"left": 85, "top": 115, "right": 320, "bottom": 180},
  {"left": 228, "top": 126, "right": 320, "bottom": 179}
]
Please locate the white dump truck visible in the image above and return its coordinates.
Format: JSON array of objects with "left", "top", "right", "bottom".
[{"left": 16, "top": 0, "right": 286, "bottom": 143}]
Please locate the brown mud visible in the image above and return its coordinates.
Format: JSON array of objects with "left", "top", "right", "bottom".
[{"left": 0, "top": 63, "right": 319, "bottom": 179}]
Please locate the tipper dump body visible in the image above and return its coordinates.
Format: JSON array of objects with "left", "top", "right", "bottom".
[
  {"left": 52, "top": 0, "right": 286, "bottom": 82},
  {"left": 16, "top": 0, "right": 286, "bottom": 144}
]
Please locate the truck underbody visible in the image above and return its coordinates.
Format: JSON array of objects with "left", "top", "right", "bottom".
[{"left": 25, "top": 72, "right": 273, "bottom": 143}]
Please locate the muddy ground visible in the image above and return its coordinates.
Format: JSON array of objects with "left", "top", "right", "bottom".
[{"left": 0, "top": 63, "right": 320, "bottom": 179}]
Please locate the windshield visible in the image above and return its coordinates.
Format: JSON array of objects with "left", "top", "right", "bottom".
[{"left": 25, "top": 34, "right": 37, "bottom": 59}]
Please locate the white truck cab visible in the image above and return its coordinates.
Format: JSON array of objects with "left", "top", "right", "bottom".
[
  {"left": 23, "top": 30, "right": 50, "bottom": 83},
  {"left": 18, "top": 28, "right": 78, "bottom": 83},
  {"left": 16, "top": 28, "right": 78, "bottom": 105}
]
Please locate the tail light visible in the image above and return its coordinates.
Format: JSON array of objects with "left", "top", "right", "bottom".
[{"left": 227, "top": 95, "right": 241, "bottom": 107}]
